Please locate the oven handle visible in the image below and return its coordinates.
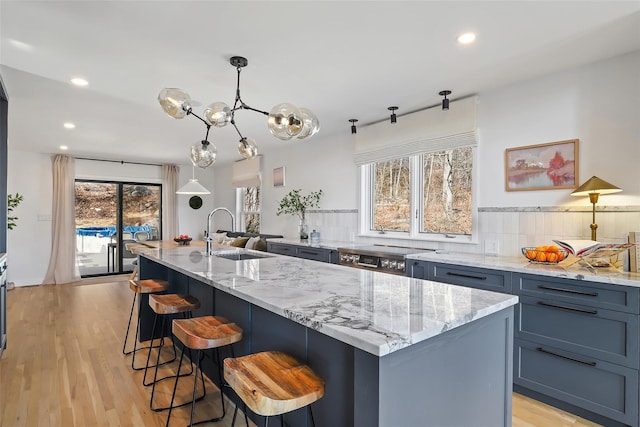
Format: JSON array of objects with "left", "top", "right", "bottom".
[{"left": 357, "top": 261, "right": 379, "bottom": 268}]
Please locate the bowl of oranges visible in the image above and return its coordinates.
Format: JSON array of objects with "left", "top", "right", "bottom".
[{"left": 522, "top": 245, "right": 568, "bottom": 264}]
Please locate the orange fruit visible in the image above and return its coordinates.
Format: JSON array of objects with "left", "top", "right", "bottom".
[
  {"left": 556, "top": 252, "right": 565, "bottom": 261},
  {"left": 548, "top": 245, "right": 560, "bottom": 253},
  {"left": 536, "top": 252, "right": 547, "bottom": 262},
  {"left": 546, "top": 252, "right": 558, "bottom": 263},
  {"left": 535, "top": 246, "right": 546, "bottom": 251},
  {"left": 525, "top": 250, "right": 536, "bottom": 260}
]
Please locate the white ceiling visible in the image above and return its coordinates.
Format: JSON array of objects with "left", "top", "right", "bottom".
[{"left": 1, "top": 1, "right": 639, "bottom": 166}]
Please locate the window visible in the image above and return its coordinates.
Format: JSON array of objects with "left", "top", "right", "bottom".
[
  {"left": 362, "top": 146, "right": 475, "bottom": 242},
  {"left": 237, "top": 186, "right": 261, "bottom": 234}
]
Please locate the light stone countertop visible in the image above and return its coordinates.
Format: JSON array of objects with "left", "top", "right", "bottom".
[
  {"left": 137, "top": 244, "right": 517, "bottom": 357},
  {"left": 406, "top": 251, "right": 640, "bottom": 288}
]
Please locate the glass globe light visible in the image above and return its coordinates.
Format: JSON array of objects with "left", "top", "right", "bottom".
[
  {"left": 267, "top": 103, "right": 302, "bottom": 140},
  {"left": 204, "top": 102, "right": 231, "bottom": 127},
  {"left": 238, "top": 137, "right": 258, "bottom": 159},
  {"left": 190, "top": 140, "right": 217, "bottom": 168},
  {"left": 296, "top": 108, "right": 320, "bottom": 139},
  {"left": 158, "top": 88, "right": 192, "bottom": 119}
]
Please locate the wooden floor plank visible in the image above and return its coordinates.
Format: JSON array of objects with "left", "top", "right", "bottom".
[{"left": 1, "top": 277, "right": 601, "bottom": 427}]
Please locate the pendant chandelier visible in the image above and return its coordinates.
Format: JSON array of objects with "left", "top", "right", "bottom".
[{"left": 158, "top": 56, "right": 320, "bottom": 168}]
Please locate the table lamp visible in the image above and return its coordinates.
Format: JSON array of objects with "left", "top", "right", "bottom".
[{"left": 570, "top": 176, "right": 621, "bottom": 241}]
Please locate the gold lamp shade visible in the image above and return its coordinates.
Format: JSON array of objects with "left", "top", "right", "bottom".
[
  {"left": 571, "top": 176, "right": 622, "bottom": 197},
  {"left": 570, "top": 176, "right": 621, "bottom": 241}
]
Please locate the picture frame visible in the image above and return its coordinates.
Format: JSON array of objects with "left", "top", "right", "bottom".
[
  {"left": 505, "top": 139, "right": 579, "bottom": 191},
  {"left": 273, "top": 166, "right": 286, "bottom": 187}
]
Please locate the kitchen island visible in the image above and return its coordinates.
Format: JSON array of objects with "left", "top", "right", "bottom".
[{"left": 136, "top": 244, "right": 518, "bottom": 427}]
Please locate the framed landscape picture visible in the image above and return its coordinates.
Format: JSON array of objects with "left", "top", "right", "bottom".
[{"left": 505, "top": 139, "right": 579, "bottom": 191}]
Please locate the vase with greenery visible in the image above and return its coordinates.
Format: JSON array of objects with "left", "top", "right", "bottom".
[
  {"left": 276, "top": 189, "right": 323, "bottom": 239},
  {"left": 8, "top": 193, "right": 24, "bottom": 230}
]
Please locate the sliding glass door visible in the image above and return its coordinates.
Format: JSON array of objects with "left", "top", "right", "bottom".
[{"left": 75, "top": 180, "right": 162, "bottom": 277}]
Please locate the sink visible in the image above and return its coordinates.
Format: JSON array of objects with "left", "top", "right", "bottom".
[{"left": 213, "top": 251, "right": 273, "bottom": 261}]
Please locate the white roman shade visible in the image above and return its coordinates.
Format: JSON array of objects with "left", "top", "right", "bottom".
[
  {"left": 232, "top": 155, "right": 262, "bottom": 188},
  {"left": 354, "top": 96, "right": 478, "bottom": 165}
]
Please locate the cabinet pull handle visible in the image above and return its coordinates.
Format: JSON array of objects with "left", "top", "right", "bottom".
[
  {"left": 299, "top": 250, "right": 317, "bottom": 255},
  {"left": 536, "top": 347, "right": 597, "bottom": 367},
  {"left": 537, "top": 301, "right": 597, "bottom": 315},
  {"left": 446, "top": 272, "right": 487, "bottom": 280},
  {"left": 538, "top": 285, "right": 598, "bottom": 297}
]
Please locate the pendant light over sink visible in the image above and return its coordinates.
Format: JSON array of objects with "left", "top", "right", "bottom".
[{"left": 158, "top": 56, "right": 320, "bottom": 167}]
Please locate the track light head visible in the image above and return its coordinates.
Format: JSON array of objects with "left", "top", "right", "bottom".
[
  {"left": 349, "top": 119, "right": 359, "bottom": 134},
  {"left": 439, "top": 90, "right": 451, "bottom": 111},
  {"left": 388, "top": 106, "right": 398, "bottom": 124}
]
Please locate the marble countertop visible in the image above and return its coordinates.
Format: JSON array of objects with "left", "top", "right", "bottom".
[
  {"left": 137, "top": 245, "right": 517, "bottom": 357},
  {"left": 407, "top": 252, "right": 640, "bottom": 288}
]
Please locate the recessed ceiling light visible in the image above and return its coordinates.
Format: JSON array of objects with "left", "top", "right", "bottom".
[
  {"left": 63, "top": 122, "right": 76, "bottom": 129},
  {"left": 59, "top": 145, "right": 69, "bottom": 150},
  {"left": 71, "top": 77, "right": 89, "bottom": 86},
  {"left": 457, "top": 32, "right": 476, "bottom": 45}
]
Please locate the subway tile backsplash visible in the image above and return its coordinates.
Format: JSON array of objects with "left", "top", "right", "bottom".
[{"left": 304, "top": 207, "right": 640, "bottom": 257}]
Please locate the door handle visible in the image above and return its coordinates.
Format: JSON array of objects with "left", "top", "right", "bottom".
[
  {"left": 445, "top": 272, "right": 487, "bottom": 280},
  {"left": 538, "top": 285, "right": 598, "bottom": 297},
  {"left": 537, "top": 347, "right": 597, "bottom": 367},
  {"left": 537, "top": 301, "right": 597, "bottom": 315}
]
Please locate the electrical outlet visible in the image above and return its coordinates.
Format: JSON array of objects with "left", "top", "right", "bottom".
[{"left": 485, "top": 239, "right": 500, "bottom": 255}]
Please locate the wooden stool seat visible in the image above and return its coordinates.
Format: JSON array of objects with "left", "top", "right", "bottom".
[
  {"left": 223, "top": 351, "right": 324, "bottom": 417},
  {"left": 172, "top": 316, "right": 243, "bottom": 350},
  {"left": 129, "top": 278, "right": 169, "bottom": 294},
  {"left": 149, "top": 293, "right": 200, "bottom": 314}
]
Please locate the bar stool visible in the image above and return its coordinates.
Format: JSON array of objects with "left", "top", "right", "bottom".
[
  {"left": 123, "top": 278, "right": 169, "bottom": 370},
  {"left": 223, "top": 351, "right": 325, "bottom": 427},
  {"left": 145, "top": 293, "right": 201, "bottom": 411},
  {"left": 165, "top": 316, "right": 243, "bottom": 427}
]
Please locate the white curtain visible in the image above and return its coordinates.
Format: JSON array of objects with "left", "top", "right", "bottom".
[
  {"left": 42, "top": 155, "right": 81, "bottom": 284},
  {"left": 162, "top": 164, "right": 179, "bottom": 240}
]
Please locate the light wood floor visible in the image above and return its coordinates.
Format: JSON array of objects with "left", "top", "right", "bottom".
[{"left": 0, "top": 277, "right": 602, "bottom": 427}]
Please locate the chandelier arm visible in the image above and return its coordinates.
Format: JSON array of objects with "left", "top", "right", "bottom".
[
  {"left": 230, "top": 120, "right": 245, "bottom": 139},
  {"left": 204, "top": 124, "right": 211, "bottom": 141},
  {"left": 188, "top": 110, "right": 209, "bottom": 126},
  {"left": 240, "top": 105, "right": 270, "bottom": 116}
]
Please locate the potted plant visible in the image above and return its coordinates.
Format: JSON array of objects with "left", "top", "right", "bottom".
[
  {"left": 276, "top": 189, "right": 323, "bottom": 239},
  {"left": 7, "top": 193, "right": 24, "bottom": 230}
]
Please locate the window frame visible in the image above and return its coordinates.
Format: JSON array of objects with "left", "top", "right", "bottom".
[
  {"left": 359, "top": 147, "right": 478, "bottom": 244},
  {"left": 236, "top": 185, "right": 261, "bottom": 233}
]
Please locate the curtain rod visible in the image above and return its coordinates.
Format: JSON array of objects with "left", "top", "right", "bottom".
[{"left": 74, "top": 157, "right": 163, "bottom": 167}]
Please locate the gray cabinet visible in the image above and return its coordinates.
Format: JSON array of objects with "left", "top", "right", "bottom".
[
  {"left": 407, "top": 260, "right": 640, "bottom": 426},
  {"left": 513, "top": 273, "right": 640, "bottom": 426},
  {"left": 407, "top": 260, "right": 511, "bottom": 293},
  {"left": 267, "top": 242, "right": 338, "bottom": 264}
]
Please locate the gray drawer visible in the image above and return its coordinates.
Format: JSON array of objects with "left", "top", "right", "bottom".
[
  {"left": 429, "top": 263, "right": 511, "bottom": 293},
  {"left": 515, "top": 339, "right": 639, "bottom": 426},
  {"left": 516, "top": 296, "right": 639, "bottom": 368},
  {"left": 513, "top": 273, "right": 639, "bottom": 314},
  {"left": 267, "top": 242, "right": 296, "bottom": 256},
  {"left": 296, "top": 247, "right": 333, "bottom": 263}
]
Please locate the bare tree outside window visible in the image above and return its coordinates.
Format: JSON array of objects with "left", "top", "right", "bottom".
[
  {"left": 242, "top": 186, "right": 261, "bottom": 234},
  {"left": 422, "top": 147, "right": 472, "bottom": 235},
  {"left": 373, "top": 157, "right": 410, "bottom": 232}
]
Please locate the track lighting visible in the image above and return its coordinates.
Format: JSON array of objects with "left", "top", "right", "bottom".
[
  {"left": 159, "top": 56, "right": 320, "bottom": 167},
  {"left": 388, "top": 106, "right": 398, "bottom": 124},
  {"left": 349, "top": 119, "right": 358, "bottom": 134},
  {"left": 439, "top": 90, "right": 451, "bottom": 110}
]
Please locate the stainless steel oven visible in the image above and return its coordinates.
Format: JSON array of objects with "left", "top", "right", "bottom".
[{"left": 337, "top": 245, "right": 430, "bottom": 276}]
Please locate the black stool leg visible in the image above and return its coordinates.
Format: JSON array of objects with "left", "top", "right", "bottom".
[
  {"left": 153, "top": 345, "right": 205, "bottom": 412},
  {"left": 165, "top": 343, "right": 186, "bottom": 427},
  {"left": 122, "top": 292, "right": 137, "bottom": 355},
  {"left": 309, "top": 406, "right": 316, "bottom": 427}
]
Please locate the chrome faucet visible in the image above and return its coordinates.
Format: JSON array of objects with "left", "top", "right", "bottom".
[{"left": 205, "top": 207, "right": 236, "bottom": 256}]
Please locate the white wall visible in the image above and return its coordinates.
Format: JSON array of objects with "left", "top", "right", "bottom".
[{"left": 7, "top": 50, "right": 640, "bottom": 284}]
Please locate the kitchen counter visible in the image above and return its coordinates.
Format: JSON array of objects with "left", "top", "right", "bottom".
[
  {"left": 138, "top": 245, "right": 516, "bottom": 356},
  {"left": 266, "top": 237, "right": 357, "bottom": 250},
  {"left": 137, "top": 245, "right": 517, "bottom": 426},
  {"left": 407, "top": 251, "right": 640, "bottom": 288}
]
